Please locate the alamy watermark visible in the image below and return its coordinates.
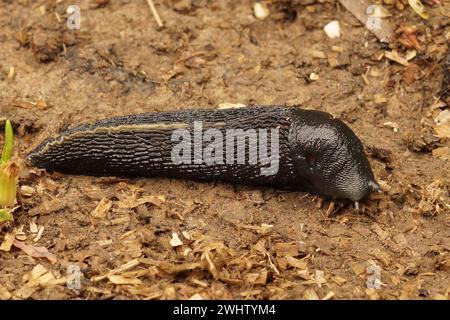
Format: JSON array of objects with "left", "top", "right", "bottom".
[
  {"left": 66, "top": 264, "right": 81, "bottom": 290},
  {"left": 171, "top": 122, "right": 280, "bottom": 176},
  {"left": 67, "top": 5, "right": 81, "bottom": 30},
  {"left": 366, "top": 5, "right": 382, "bottom": 31},
  {"left": 366, "top": 264, "right": 382, "bottom": 289}
]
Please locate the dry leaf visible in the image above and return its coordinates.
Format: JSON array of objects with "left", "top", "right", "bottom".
[
  {"left": 403, "top": 63, "right": 420, "bottom": 84},
  {"left": 13, "top": 239, "right": 57, "bottom": 263},
  {"left": 35, "top": 100, "right": 48, "bottom": 110}
]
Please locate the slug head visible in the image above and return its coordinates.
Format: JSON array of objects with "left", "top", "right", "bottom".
[{"left": 290, "top": 110, "right": 380, "bottom": 202}]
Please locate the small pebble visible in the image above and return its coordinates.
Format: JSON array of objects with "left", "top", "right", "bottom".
[
  {"left": 253, "top": 2, "right": 270, "bottom": 20},
  {"left": 324, "top": 21, "right": 341, "bottom": 39}
]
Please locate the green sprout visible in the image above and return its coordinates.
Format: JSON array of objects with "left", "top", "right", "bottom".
[
  {"left": 0, "top": 120, "right": 17, "bottom": 221},
  {"left": 0, "top": 209, "right": 13, "bottom": 223},
  {"left": 1, "top": 120, "right": 13, "bottom": 165}
]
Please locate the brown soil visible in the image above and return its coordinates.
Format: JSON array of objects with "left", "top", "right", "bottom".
[{"left": 0, "top": 0, "right": 449, "bottom": 300}]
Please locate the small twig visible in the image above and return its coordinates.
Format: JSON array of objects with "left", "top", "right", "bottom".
[
  {"left": 146, "top": 0, "right": 163, "bottom": 28},
  {"left": 91, "top": 258, "right": 141, "bottom": 282},
  {"left": 326, "top": 201, "right": 335, "bottom": 217},
  {"left": 266, "top": 252, "right": 280, "bottom": 276}
]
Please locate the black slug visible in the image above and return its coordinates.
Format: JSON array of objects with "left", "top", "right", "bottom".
[{"left": 28, "top": 106, "right": 380, "bottom": 203}]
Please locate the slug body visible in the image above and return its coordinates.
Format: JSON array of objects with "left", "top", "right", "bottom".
[{"left": 28, "top": 106, "right": 380, "bottom": 201}]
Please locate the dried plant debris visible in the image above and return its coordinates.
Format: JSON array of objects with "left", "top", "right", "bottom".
[
  {"left": 416, "top": 180, "right": 449, "bottom": 216},
  {"left": 366, "top": 145, "right": 393, "bottom": 163}
]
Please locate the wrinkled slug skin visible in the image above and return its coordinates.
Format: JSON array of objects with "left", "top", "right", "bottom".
[{"left": 28, "top": 106, "right": 380, "bottom": 201}]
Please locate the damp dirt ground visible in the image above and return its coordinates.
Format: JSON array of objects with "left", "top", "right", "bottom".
[{"left": 0, "top": 0, "right": 449, "bottom": 300}]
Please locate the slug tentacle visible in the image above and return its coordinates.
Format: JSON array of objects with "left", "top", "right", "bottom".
[{"left": 28, "top": 106, "right": 379, "bottom": 202}]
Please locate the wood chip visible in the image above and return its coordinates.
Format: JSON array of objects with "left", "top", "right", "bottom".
[
  {"left": 170, "top": 232, "right": 183, "bottom": 247},
  {"left": 311, "top": 50, "right": 326, "bottom": 59},
  {"left": 91, "top": 198, "right": 113, "bottom": 219},
  {"left": 304, "top": 288, "right": 320, "bottom": 300},
  {"left": 372, "top": 223, "right": 390, "bottom": 240},
  {"left": 245, "top": 269, "right": 267, "bottom": 285},
  {"left": 118, "top": 194, "right": 166, "bottom": 209},
  {"left": 218, "top": 103, "right": 246, "bottom": 109},
  {"left": 393, "top": 233, "right": 408, "bottom": 247},
  {"left": 0, "top": 233, "right": 15, "bottom": 251},
  {"left": 385, "top": 50, "right": 410, "bottom": 66},
  {"left": 33, "top": 226, "right": 45, "bottom": 242},
  {"left": 433, "top": 124, "right": 450, "bottom": 139},
  {"left": 322, "top": 291, "right": 335, "bottom": 300},
  {"left": 275, "top": 242, "right": 304, "bottom": 257},
  {"left": 111, "top": 216, "right": 130, "bottom": 225},
  {"left": 0, "top": 285, "right": 12, "bottom": 300},
  {"left": 315, "top": 270, "right": 327, "bottom": 287},
  {"left": 107, "top": 275, "right": 142, "bottom": 285},
  {"left": 333, "top": 276, "right": 347, "bottom": 285},
  {"left": 432, "top": 147, "right": 450, "bottom": 161},
  {"left": 158, "top": 261, "right": 202, "bottom": 274},
  {"left": 7, "top": 66, "right": 14, "bottom": 80},
  {"left": 29, "top": 221, "right": 38, "bottom": 234},
  {"left": 29, "top": 199, "right": 66, "bottom": 216},
  {"left": 350, "top": 262, "right": 366, "bottom": 276},
  {"left": 91, "top": 258, "right": 141, "bottom": 282},
  {"left": 189, "top": 293, "right": 204, "bottom": 300},
  {"left": 20, "top": 186, "right": 35, "bottom": 197},
  {"left": 286, "top": 255, "right": 308, "bottom": 270}
]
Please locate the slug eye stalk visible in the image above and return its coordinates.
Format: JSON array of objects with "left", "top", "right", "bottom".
[{"left": 0, "top": 120, "right": 17, "bottom": 220}]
